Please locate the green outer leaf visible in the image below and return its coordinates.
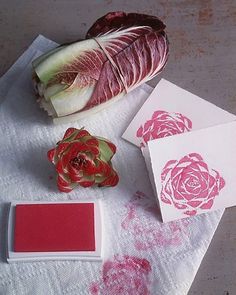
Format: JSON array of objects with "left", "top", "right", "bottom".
[
  {"left": 44, "top": 84, "right": 67, "bottom": 101},
  {"left": 81, "top": 174, "right": 95, "bottom": 182},
  {"left": 94, "top": 175, "right": 107, "bottom": 184},
  {"left": 62, "top": 129, "right": 80, "bottom": 142},
  {"left": 32, "top": 45, "right": 66, "bottom": 68},
  {"left": 34, "top": 39, "right": 98, "bottom": 85},
  {"left": 95, "top": 136, "right": 114, "bottom": 146},
  {"left": 49, "top": 84, "right": 94, "bottom": 117},
  {"left": 75, "top": 135, "right": 91, "bottom": 143},
  {"left": 52, "top": 92, "right": 124, "bottom": 123},
  {"left": 98, "top": 140, "right": 114, "bottom": 162}
]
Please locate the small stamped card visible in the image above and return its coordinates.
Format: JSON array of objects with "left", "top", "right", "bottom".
[
  {"left": 145, "top": 121, "right": 236, "bottom": 222},
  {"left": 122, "top": 79, "right": 235, "bottom": 147}
]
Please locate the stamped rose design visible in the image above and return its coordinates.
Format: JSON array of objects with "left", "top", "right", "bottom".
[
  {"left": 161, "top": 153, "right": 225, "bottom": 216},
  {"left": 121, "top": 191, "right": 189, "bottom": 250},
  {"left": 136, "top": 110, "right": 192, "bottom": 146},
  {"left": 89, "top": 255, "right": 151, "bottom": 295}
]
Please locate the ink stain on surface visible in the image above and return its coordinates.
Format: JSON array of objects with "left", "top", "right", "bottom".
[
  {"left": 121, "top": 191, "right": 190, "bottom": 250},
  {"left": 90, "top": 255, "right": 152, "bottom": 295}
]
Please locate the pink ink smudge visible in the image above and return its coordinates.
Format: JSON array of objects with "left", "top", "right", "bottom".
[
  {"left": 89, "top": 255, "right": 152, "bottom": 295},
  {"left": 136, "top": 110, "right": 192, "bottom": 147},
  {"left": 161, "top": 153, "right": 225, "bottom": 216},
  {"left": 122, "top": 191, "right": 189, "bottom": 250}
]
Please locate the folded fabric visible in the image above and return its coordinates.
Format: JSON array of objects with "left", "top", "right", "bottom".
[{"left": 0, "top": 35, "right": 224, "bottom": 295}]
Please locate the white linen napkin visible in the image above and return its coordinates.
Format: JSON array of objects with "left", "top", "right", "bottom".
[{"left": 0, "top": 35, "right": 224, "bottom": 295}]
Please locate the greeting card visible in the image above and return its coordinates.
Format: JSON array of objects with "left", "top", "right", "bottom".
[
  {"left": 145, "top": 121, "right": 236, "bottom": 222},
  {"left": 122, "top": 79, "right": 235, "bottom": 147}
]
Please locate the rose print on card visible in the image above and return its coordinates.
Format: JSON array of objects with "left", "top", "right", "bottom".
[
  {"left": 161, "top": 153, "right": 225, "bottom": 216},
  {"left": 121, "top": 191, "right": 189, "bottom": 250},
  {"left": 136, "top": 110, "right": 192, "bottom": 146},
  {"left": 89, "top": 255, "right": 151, "bottom": 295}
]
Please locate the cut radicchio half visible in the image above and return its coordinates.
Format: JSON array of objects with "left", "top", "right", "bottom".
[{"left": 32, "top": 11, "right": 169, "bottom": 124}]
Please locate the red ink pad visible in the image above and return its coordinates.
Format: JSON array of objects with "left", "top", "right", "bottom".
[{"left": 7, "top": 201, "right": 102, "bottom": 262}]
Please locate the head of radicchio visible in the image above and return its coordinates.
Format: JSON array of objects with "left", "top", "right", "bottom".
[{"left": 33, "top": 12, "right": 169, "bottom": 124}]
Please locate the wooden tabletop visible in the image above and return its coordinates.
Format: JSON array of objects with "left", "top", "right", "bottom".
[{"left": 0, "top": 1, "right": 236, "bottom": 294}]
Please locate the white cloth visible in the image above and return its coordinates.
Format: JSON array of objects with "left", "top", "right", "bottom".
[{"left": 0, "top": 35, "right": 223, "bottom": 295}]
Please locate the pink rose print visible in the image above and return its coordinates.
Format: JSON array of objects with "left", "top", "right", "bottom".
[
  {"left": 121, "top": 191, "right": 189, "bottom": 250},
  {"left": 161, "top": 153, "right": 225, "bottom": 216},
  {"left": 89, "top": 255, "right": 151, "bottom": 295},
  {"left": 136, "top": 110, "right": 192, "bottom": 146}
]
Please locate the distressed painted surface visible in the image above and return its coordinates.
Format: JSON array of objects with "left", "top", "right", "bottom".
[{"left": 0, "top": 1, "right": 236, "bottom": 294}]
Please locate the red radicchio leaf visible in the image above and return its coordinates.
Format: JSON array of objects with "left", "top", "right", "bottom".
[
  {"left": 82, "top": 13, "right": 169, "bottom": 111},
  {"left": 85, "top": 138, "right": 99, "bottom": 146},
  {"left": 79, "top": 179, "right": 95, "bottom": 188},
  {"left": 99, "top": 170, "right": 119, "bottom": 187},
  {"left": 57, "top": 174, "right": 73, "bottom": 193},
  {"left": 75, "top": 129, "right": 91, "bottom": 140},
  {"left": 86, "top": 11, "right": 166, "bottom": 38},
  {"left": 47, "top": 149, "right": 56, "bottom": 163},
  {"left": 57, "top": 174, "right": 70, "bottom": 187},
  {"left": 63, "top": 127, "right": 78, "bottom": 140}
]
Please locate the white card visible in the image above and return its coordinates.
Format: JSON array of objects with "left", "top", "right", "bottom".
[
  {"left": 146, "top": 120, "right": 236, "bottom": 222},
  {"left": 122, "top": 79, "right": 235, "bottom": 147}
]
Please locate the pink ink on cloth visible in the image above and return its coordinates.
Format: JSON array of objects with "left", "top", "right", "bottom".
[
  {"left": 161, "top": 153, "right": 225, "bottom": 216},
  {"left": 89, "top": 255, "right": 151, "bottom": 295},
  {"left": 121, "top": 191, "right": 189, "bottom": 250},
  {"left": 136, "top": 110, "right": 192, "bottom": 146}
]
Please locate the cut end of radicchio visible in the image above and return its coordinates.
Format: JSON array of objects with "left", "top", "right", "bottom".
[{"left": 86, "top": 11, "right": 166, "bottom": 38}]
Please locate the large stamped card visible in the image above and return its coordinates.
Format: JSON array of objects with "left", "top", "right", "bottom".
[
  {"left": 146, "top": 121, "right": 236, "bottom": 222},
  {"left": 122, "top": 79, "right": 235, "bottom": 147}
]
